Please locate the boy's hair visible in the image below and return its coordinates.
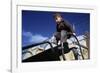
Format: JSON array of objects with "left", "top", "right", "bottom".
[{"left": 53, "top": 13, "right": 62, "bottom": 19}]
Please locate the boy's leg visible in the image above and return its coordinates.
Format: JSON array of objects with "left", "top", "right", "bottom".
[
  {"left": 54, "top": 32, "right": 60, "bottom": 45},
  {"left": 61, "top": 30, "right": 70, "bottom": 52},
  {"left": 60, "top": 30, "right": 69, "bottom": 60},
  {"left": 61, "top": 30, "right": 67, "bottom": 43}
]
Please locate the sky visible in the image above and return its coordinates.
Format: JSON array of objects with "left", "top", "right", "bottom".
[{"left": 22, "top": 10, "right": 90, "bottom": 47}]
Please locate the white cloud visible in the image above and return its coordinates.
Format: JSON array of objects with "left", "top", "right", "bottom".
[
  {"left": 22, "top": 31, "right": 33, "bottom": 37},
  {"left": 29, "top": 34, "right": 48, "bottom": 43},
  {"left": 22, "top": 31, "right": 48, "bottom": 44}
]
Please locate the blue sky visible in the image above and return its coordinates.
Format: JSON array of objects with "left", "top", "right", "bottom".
[{"left": 22, "top": 10, "right": 90, "bottom": 47}]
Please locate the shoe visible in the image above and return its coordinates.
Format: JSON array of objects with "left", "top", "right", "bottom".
[{"left": 63, "top": 42, "right": 70, "bottom": 53}]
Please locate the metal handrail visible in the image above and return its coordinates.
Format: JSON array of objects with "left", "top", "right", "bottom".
[
  {"left": 72, "top": 34, "right": 84, "bottom": 59},
  {"left": 22, "top": 51, "right": 33, "bottom": 56},
  {"left": 22, "top": 41, "right": 54, "bottom": 52}
]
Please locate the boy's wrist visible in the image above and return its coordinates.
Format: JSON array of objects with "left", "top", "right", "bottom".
[{"left": 73, "top": 33, "right": 76, "bottom": 35}]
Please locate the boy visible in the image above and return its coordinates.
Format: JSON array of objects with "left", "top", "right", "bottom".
[{"left": 53, "top": 13, "right": 74, "bottom": 57}]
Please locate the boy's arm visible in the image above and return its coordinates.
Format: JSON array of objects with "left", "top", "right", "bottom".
[{"left": 64, "top": 20, "right": 74, "bottom": 33}]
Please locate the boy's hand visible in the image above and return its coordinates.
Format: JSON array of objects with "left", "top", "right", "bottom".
[{"left": 73, "top": 33, "right": 76, "bottom": 35}]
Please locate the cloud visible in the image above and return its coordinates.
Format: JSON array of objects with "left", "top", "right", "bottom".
[
  {"left": 22, "top": 31, "right": 48, "bottom": 45},
  {"left": 22, "top": 31, "right": 33, "bottom": 37},
  {"left": 29, "top": 34, "right": 48, "bottom": 43}
]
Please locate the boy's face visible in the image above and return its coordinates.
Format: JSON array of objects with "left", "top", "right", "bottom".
[{"left": 55, "top": 16, "right": 62, "bottom": 23}]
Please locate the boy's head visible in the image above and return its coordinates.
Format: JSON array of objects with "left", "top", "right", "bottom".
[{"left": 53, "top": 13, "right": 63, "bottom": 23}]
